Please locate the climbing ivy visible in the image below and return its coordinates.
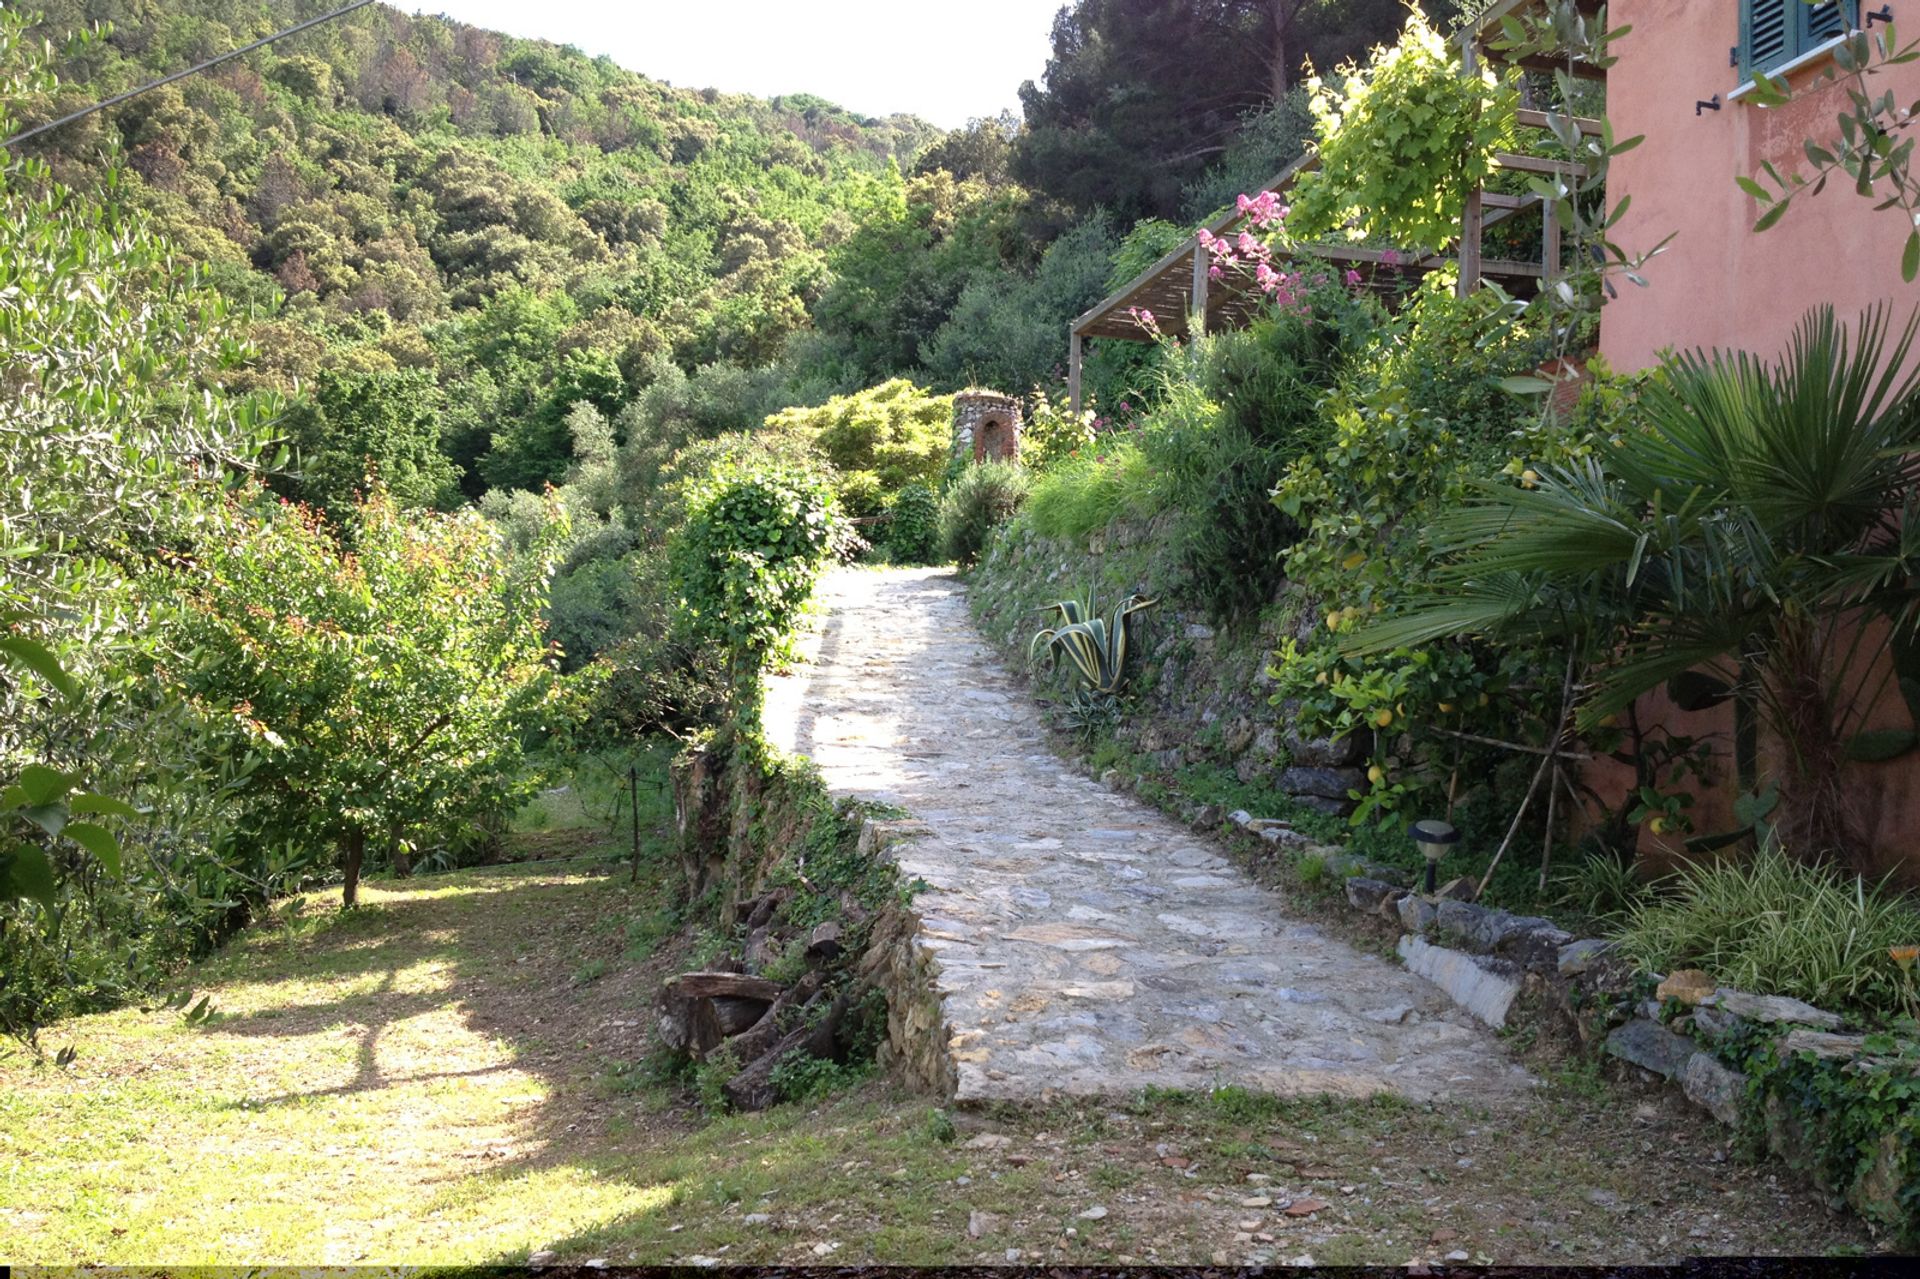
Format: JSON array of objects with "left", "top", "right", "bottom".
[
  {"left": 671, "top": 462, "right": 841, "bottom": 718},
  {"left": 1289, "top": 9, "right": 1519, "bottom": 255},
  {"left": 1727, "top": 1026, "right": 1920, "bottom": 1243}
]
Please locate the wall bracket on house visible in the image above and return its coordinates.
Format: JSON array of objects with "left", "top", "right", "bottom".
[
  {"left": 1865, "top": 5, "right": 1895, "bottom": 28},
  {"left": 1696, "top": 95, "right": 1723, "bottom": 116}
]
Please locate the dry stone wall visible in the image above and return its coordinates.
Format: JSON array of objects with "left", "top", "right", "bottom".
[{"left": 970, "top": 515, "right": 1361, "bottom": 817}]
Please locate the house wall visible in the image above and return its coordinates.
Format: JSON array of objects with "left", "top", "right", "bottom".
[{"left": 1600, "top": 0, "right": 1919, "bottom": 375}]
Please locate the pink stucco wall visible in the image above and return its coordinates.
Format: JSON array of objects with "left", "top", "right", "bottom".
[{"left": 1600, "top": 0, "right": 1919, "bottom": 375}]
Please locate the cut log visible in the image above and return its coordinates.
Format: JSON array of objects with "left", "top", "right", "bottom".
[
  {"left": 725, "top": 992, "right": 852, "bottom": 1112},
  {"left": 720, "top": 971, "right": 823, "bottom": 1067},
  {"left": 712, "top": 996, "right": 771, "bottom": 1037},
  {"left": 723, "top": 1022, "right": 813, "bottom": 1111},
  {"left": 806, "top": 921, "right": 844, "bottom": 964},
  {"left": 664, "top": 971, "right": 785, "bottom": 1002},
  {"left": 658, "top": 971, "right": 787, "bottom": 1057},
  {"left": 656, "top": 988, "right": 725, "bottom": 1057},
  {"left": 742, "top": 887, "right": 793, "bottom": 932}
]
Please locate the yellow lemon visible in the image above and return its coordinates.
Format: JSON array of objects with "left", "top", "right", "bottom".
[
  {"left": 1314, "top": 671, "right": 1329, "bottom": 686},
  {"left": 1374, "top": 709, "right": 1394, "bottom": 729},
  {"left": 1649, "top": 817, "right": 1668, "bottom": 836},
  {"left": 1326, "top": 611, "right": 1342, "bottom": 631},
  {"left": 1521, "top": 469, "right": 1541, "bottom": 489},
  {"left": 1368, "top": 765, "right": 1386, "bottom": 784}
]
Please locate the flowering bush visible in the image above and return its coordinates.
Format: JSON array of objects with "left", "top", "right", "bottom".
[{"left": 1020, "top": 385, "right": 1099, "bottom": 473}]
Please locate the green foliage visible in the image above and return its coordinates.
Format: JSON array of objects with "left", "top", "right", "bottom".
[
  {"left": 693, "top": 1045, "right": 742, "bottom": 1115},
  {"left": 170, "top": 486, "right": 562, "bottom": 906},
  {"left": 1012, "top": 0, "right": 1442, "bottom": 219},
  {"left": 1018, "top": 386, "right": 1099, "bottom": 474},
  {"left": 1262, "top": 275, "right": 1566, "bottom": 828},
  {"left": 1726, "top": 1009, "right": 1920, "bottom": 1244},
  {"left": 1739, "top": 19, "right": 1920, "bottom": 282},
  {"left": 882, "top": 483, "right": 941, "bottom": 565},
  {"left": 921, "top": 1107, "right": 958, "bottom": 1144},
  {"left": 763, "top": 379, "right": 952, "bottom": 520},
  {"left": 769, "top": 1051, "right": 873, "bottom": 1105},
  {"left": 281, "top": 367, "right": 462, "bottom": 514},
  {"left": 919, "top": 216, "right": 1121, "bottom": 395},
  {"left": 1181, "top": 91, "right": 1316, "bottom": 220},
  {"left": 936, "top": 461, "right": 1029, "bottom": 566},
  {"left": 1023, "top": 438, "right": 1155, "bottom": 541},
  {"left": 1614, "top": 846, "right": 1920, "bottom": 1024},
  {"left": 0, "top": 9, "right": 287, "bottom": 1029},
  {"left": 1290, "top": 9, "right": 1519, "bottom": 254},
  {"left": 1357, "top": 304, "right": 1920, "bottom": 860},
  {"left": 806, "top": 170, "right": 1023, "bottom": 390},
  {"left": 1552, "top": 848, "right": 1650, "bottom": 927},
  {"left": 671, "top": 463, "right": 840, "bottom": 710}
]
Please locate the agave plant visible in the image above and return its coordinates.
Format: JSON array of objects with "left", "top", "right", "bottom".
[{"left": 1029, "top": 593, "right": 1158, "bottom": 697}]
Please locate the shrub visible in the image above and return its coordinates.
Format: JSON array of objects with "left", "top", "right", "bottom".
[
  {"left": 937, "top": 461, "right": 1028, "bottom": 566},
  {"left": 671, "top": 461, "right": 841, "bottom": 713},
  {"left": 883, "top": 482, "right": 940, "bottom": 564},
  {"left": 1019, "top": 386, "right": 1098, "bottom": 474},
  {"left": 762, "top": 378, "right": 951, "bottom": 520},
  {"left": 1288, "top": 8, "right": 1519, "bottom": 254},
  {"left": 1613, "top": 846, "right": 1920, "bottom": 1024}
]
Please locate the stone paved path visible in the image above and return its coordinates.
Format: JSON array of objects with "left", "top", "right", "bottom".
[{"left": 765, "top": 567, "right": 1535, "bottom": 1107}]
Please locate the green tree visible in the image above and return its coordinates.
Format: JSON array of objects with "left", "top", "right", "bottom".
[
  {"left": 1014, "top": 0, "right": 1458, "bottom": 219},
  {"left": 671, "top": 463, "right": 840, "bottom": 722},
  {"left": 762, "top": 379, "right": 953, "bottom": 520},
  {"left": 1, "top": 8, "right": 281, "bottom": 1024},
  {"left": 172, "top": 486, "right": 562, "bottom": 907},
  {"left": 283, "top": 368, "right": 462, "bottom": 514}
]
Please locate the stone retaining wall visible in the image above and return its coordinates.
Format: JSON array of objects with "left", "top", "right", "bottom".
[
  {"left": 972, "top": 518, "right": 1366, "bottom": 817},
  {"left": 852, "top": 818, "right": 957, "bottom": 1098}
]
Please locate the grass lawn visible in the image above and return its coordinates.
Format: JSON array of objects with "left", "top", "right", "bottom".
[{"left": 0, "top": 815, "right": 1879, "bottom": 1265}]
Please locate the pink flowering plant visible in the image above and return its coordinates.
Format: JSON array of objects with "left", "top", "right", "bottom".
[{"left": 1192, "top": 191, "right": 1379, "bottom": 328}]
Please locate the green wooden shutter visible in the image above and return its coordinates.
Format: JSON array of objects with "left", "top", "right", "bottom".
[
  {"left": 1742, "top": 0, "right": 1793, "bottom": 73},
  {"left": 1801, "top": 1, "right": 1852, "bottom": 45}
]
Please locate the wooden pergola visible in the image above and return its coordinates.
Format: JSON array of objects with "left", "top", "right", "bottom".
[{"left": 1066, "top": 0, "right": 1606, "bottom": 412}]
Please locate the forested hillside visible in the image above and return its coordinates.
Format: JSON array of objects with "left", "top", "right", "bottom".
[
  {"left": 16, "top": 0, "right": 955, "bottom": 498},
  {"left": 13, "top": 1, "right": 1449, "bottom": 505}
]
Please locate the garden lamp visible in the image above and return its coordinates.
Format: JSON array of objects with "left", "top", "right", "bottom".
[{"left": 1411, "top": 819, "right": 1460, "bottom": 895}]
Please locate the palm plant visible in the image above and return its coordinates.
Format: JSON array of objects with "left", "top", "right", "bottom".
[{"left": 1351, "top": 304, "right": 1920, "bottom": 863}]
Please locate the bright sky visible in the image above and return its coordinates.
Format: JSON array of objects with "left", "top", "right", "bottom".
[{"left": 422, "top": 1, "right": 1063, "bottom": 128}]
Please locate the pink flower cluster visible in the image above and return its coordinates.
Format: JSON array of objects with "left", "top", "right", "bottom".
[
  {"left": 1236, "top": 191, "right": 1287, "bottom": 228},
  {"left": 1198, "top": 193, "right": 1319, "bottom": 310},
  {"left": 1191, "top": 191, "right": 1374, "bottom": 316}
]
